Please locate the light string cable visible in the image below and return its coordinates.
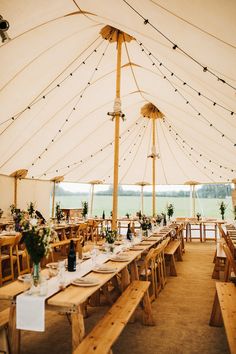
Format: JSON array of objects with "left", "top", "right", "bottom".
[
  {"left": 162, "top": 118, "right": 236, "bottom": 176},
  {"left": 160, "top": 119, "right": 216, "bottom": 182},
  {"left": 36, "top": 98, "right": 145, "bottom": 178},
  {"left": 120, "top": 118, "right": 150, "bottom": 183},
  {"left": 100, "top": 116, "right": 148, "bottom": 182},
  {"left": 137, "top": 40, "right": 235, "bottom": 116},
  {"left": 122, "top": 0, "right": 236, "bottom": 91},
  {"left": 135, "top": 40, "right": 236, "bottom": 146},
  {"left": 156, "top": 119, "right": 168, "bottom": 184},
  {"left": 42, "top": 115, "right": 143, "bottom": 180},
  {"left": 28, "top": 35, "right": 113, "bottom": 168},
  {"left": 0, "top": 35, "right": 103, "bottom": 130}
]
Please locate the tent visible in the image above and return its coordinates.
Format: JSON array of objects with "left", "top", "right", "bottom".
[{"left": 0, "top": 0, "right": 236, "bottom": 217}]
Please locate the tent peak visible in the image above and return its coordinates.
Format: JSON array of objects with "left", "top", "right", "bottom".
[
  {"left": 100, "top": 25, "right": 134, "bottom": 43},
  {"left": 140, "top": 103, "right": 164, "bottom": 120}
]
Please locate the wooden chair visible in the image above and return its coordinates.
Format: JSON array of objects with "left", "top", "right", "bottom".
[
  {"left": 77, "top": 223, "right": 88, "bottom": 243},
  {"left": 138, "top": 248, "right": 156, "bottom": 301},
  {"left": 0, "top": 236, "right": 17, "bottom": 286},
  {"left": 223, "top": 243, "right": 236, "bottom": 282},
  {"left": 13, "top": 234, "right": 31, "bottom": 276}
]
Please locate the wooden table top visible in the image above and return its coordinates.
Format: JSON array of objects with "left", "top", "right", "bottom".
[{"left": 0, "top": 231, "right": 170, "bottom": 307}]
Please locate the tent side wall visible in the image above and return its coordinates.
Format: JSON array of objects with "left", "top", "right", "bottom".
[{"left": 0, "top": 175, "right": 52, "bottom": 219}]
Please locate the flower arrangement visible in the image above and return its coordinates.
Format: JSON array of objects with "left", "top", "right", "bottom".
[
  {"left": 161, "top": 212, "right": 167, "bottom": 226},
  {"left": 219, "top": 201, "right": 227, "bottom": 220},
  {"left": 10, "top": 205, "right": 24, "bottom": 231},
  {"left": 105, "top": 229, "right": 117, "bottom": 244},
  {"left": 167, "top": 203, "right": 174, "bottom": 220},
  {"left": 55, "top": 203, "right": 64, "bottom": 223},
  {"left": 156, "top": 214, "right": 163, "bottom": 225},
  {"left": 22, "top": 226, "right": 51, "bottom": 264},
  {"left": 81, "top": 201, "right": 88, "bottom": 218},
  {"left": 27, "top": 201, "right": 35, "bottom": 218},
  {"left": 139, "top": 216, "right": 152, "bottom": 231}
]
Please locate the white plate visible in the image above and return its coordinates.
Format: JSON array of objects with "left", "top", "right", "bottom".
[
  {"left": 46, "top": 262, "right": 58, "bottom": 269},
  {"left": 18, "top": 273, "right": 32, "bottom": 282},
  {"left": 92, "top": 265, "right": 117, "bottom": 273},
  {"left": 72, "top": 277, "right": 100, "bottom": 287},
  {"left": 110, "top": 255, "right": 130, "bottom": 262}
]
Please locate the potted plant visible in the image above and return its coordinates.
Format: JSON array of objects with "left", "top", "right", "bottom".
[
  {"left": 167, "top": 204, "right": 174, "bottom": 221},
  {"left": 55, "top": 203, "right": 64, "bottom": 224},
  {"left": 27, "top": 202, "right": 35, "bottom": 218},
  {"left": 196, "top": 212, "right": 201, "bottom": 221},
  {"left": 219, "top": 201, "right": 227, "bottom": 220},
  {"left": 81, "top": 201, "right": 88, "bottom": 219},
  {"left": 105, "top": 229, "right": 117, "bottom": 252}
]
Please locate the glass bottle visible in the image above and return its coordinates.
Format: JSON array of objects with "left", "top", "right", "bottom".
[{"left": 68, "top": 240, "right": 76, "bottom": 272}]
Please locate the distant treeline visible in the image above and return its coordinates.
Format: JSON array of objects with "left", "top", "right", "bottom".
[{"left": 56, "top": 184, "right": 232, "bottom": 199}]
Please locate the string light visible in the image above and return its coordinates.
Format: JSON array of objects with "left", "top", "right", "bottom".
[
  {"left": 29, "top": 40, "right": 110, "bottom": 168},
  {"left": 163, "top": 119, "right": 235, "bottom": 174},
  {"left": 122, "top": 0, "right": 236, "bottom": 91},
  {"left": 138, "top": 42, "right": 236, "bottom": 146},
  {"left": 0, "top": 37, "right": 104, "bottom": 130},
  {"left": 137, "top": 41, "right": 235, "bottom": 116}
]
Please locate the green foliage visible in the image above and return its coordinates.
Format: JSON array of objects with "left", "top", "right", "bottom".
[
  {"left": 27, "top": 202, "right": 35, "bottom": 218},
  {"left": 56, "top": 203, "right": 64, "bottom": 223},
  {"left": 22, "top": 226, "right": 51, "bottom": 264},
  {"left": 196, "top": 212, "right": 201, "bottom": 221},
  {"left": 219, "top": 201, "right": 227, "bottom": 220},
  {"left": 167, "top": 204, "right": 174, "bottom": 219},
  {"left": 105, "top": 229, "right": 117, "bottom": 244},
  {"left": 81, "top": 201, "right": 88, "bottom": 217}
]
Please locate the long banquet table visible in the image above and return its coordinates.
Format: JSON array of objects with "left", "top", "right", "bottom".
[{"left": 0, "top": 228, "right": 172, "bottom": 354}]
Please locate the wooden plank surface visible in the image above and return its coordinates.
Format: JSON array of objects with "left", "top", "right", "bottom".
[
  {"left": 164, "top": 240, "right": 181, "bottom": 255},
  {"left": 216, "top": 282, "right": 236, "bottom": 354},
  {"left": 74, "top": 280, "right": 151, "bottom": 354}
]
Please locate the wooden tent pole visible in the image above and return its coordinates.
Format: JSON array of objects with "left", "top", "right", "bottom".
[
  {"left": 51, "top": 181, "right": 56, "bottom": 218},
  {"left": 90, "top": 184, "right": 95, "bottom": 217},
  {"left": 112, "top": 32, "right": 122, "bottom": 230},
  {"left": 152, "top": 117, "right": 156, "bottom": 217},
  {"left": 14, "top": 177, "right": 17, "bottom": 207},
  {"left": 141, "top": 185, "right": 144, "bottom": 215},
  {"left": 192, "top": 184, "right": 196, "bottom": 218}
]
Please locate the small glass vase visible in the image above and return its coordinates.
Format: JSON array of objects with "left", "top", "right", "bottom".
[{"left": 32, "top": 262, "right": 41, "bottom": 286}]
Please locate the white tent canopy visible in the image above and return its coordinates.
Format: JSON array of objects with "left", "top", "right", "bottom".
[{"left": 0, "top": 0, "right": 236, "bottom": 185}]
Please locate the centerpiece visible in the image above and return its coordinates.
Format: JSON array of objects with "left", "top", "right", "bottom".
[
  {"left": 139, "top": 216, "right": 152, "bottom": 237},
  {"left": 55, "top": 203, "right": 64, "bottom": 224},
  {"left": 81, "top": 201, "right": 88, "bottom": 220},
  {"left": 21, "top": 222, "right": 51, "bottom": 289},
  {"left": 219, "top": 201, "right": 227, "bottom": 220},
  {"left": 167, "top": 203, "right": 174, "bottom": 221},
  {"left": 105, "top": 229, "right": 117, "bottom": 252}
]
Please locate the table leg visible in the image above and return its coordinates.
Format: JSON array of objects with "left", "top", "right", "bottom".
[
  {"left": 8, "top": 302, "right": 21, "bottom": 354},
  {"left": 209, "top": 291, "right": 223, "bottom": 327},
  {"left": 71, "top": 305, "right": 85, "bottom": 352},
  {"left": 120, "top": 266, "right": 130, "bottom": 292},
  {"left": 142, "top": 290, "right": 155, "bottom": 326},
  {"left": 130, "top": 260, "right": 139, "bottom": 281}
]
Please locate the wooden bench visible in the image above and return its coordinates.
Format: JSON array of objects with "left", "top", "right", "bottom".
[
  {"left": 212, "top": 242, "right": 226, "bottom": 279},
  {"left": 0, "top": 308, "right": 10, "bottom": 354},
  {"left": 164, "top": 240, "right": 182, "bottom": 276},
  {"left": 209, "top": 282, "right": 236, "bottom": 354},
  {"left": 74, "top": 280, "right": 155, "bottom": 354}
]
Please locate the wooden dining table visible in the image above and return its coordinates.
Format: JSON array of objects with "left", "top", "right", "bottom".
[{"left": 0, "top": 229, "right": 171, "bottom": 354}]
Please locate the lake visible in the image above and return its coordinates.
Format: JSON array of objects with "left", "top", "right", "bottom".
[{"left": 55, "top": 195, "right": 234, "bottom": 219}]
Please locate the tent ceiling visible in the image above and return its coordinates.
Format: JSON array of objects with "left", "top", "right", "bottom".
[{"left": 0, "top": 0, "right": 236, "bottom": 185}]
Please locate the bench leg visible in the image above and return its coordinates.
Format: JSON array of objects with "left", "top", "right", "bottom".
[
  {"left": 177, "top": 246, "right": 183, "bottom": 261},
  {"left": 120, "top": 267, "right": 130, "bottom": 292},
  {"left": 71, "top": 306, "right": 85, "bottom": 352},
  {"left": 209, "top": 291, "right": 223, "bottom": 327},
  {"left": 130, "top": 260, "right": 139, "bottom": 281},
  {"left": 142, "top": 290, "right": 155, "bottom": 326},
  {"left": 8, "top": 303, "right": 20, "bottom": 354},
  {"left": 169, "top": 255, "right": 177, "bottom": 276}
]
